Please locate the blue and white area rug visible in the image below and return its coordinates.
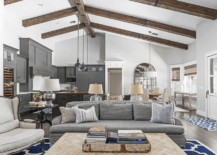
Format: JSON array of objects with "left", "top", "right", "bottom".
[
  {"left": 184, "top": 118, "right": 217, "bottom": 131},
  {"left": 13, "top": 139, "right": 216, "bottom": 155}
]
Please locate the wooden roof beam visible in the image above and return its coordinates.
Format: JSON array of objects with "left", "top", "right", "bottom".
[
  {"left": 130, "top": 0, "right": 217, "bottom": 20},
  {"left": 23, "top": 7, "right": 78, "bottom": 27},
  {"left": 91, "top": 22, "right": 188, "bottom": 50},
  {"left": 68, "top": 0, "right": 95, "bottom": 38},
  {"left": 85, "top": 6, "right": 196, "bottom": 39},
  {"left": 4, "top": 0, "right": 22, "bottom": 5}
]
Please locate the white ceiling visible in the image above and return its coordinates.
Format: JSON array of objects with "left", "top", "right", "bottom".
[{"left": 4, "top": 0, "right": 217, "bottom": 49}]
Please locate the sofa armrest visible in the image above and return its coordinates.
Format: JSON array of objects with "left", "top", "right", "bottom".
[
  {"left": 20, "top": 119, "right": 39, "bottom": 129},
  {"left": 174, "top": 118, "right": 183, "bottom": 126},
  {"left": 52, "top": 116, "right": 62, "bottom": 125}
]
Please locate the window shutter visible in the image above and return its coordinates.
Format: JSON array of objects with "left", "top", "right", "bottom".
[
  {"left": 172, "top": 68, "right": 180, "bottom": 81},
  {"left": 184, "top": 64, "right": 197, "bottom": 76}
]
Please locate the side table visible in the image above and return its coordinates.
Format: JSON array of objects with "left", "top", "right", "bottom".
[{"left": 29, "top": 104, "right": 58, "bottom": 129}]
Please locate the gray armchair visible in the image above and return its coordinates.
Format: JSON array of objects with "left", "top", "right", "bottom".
[{"left": 0, "top": 96, "right": 45, "bottom": 155}]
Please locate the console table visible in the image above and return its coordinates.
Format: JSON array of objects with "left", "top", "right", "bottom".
[{"left": 174, "top": 91, "right": 197, "bottom": 111}]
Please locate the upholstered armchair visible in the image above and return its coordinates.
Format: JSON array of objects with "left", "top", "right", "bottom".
[{"left": 0, "top": 96, "right": 45, "bottom": 155}]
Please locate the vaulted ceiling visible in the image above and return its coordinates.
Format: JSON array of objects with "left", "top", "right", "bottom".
[{"left": 4, "top": 0, "right": 217, "bottom": 50}]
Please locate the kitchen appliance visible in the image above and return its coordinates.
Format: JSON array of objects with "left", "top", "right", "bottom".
[{"left": 66, "top": 77, "right": 76, "bottom": 83}]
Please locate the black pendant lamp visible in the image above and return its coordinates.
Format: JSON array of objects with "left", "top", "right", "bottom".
[
  {"left": 75, "top": 3, "right": 81, "bottom": 67},
  {"left": 85, "top": 33, "right": 89, "bottom": 72},
  {"left": 80, "top": 23, "right": 86, "bottom": 71}
]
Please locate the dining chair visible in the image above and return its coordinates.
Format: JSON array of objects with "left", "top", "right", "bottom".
[
  {"left": 141, "top": 89, "right": 152, "bottom": 101},
  {"left": 152, "top": 87, "right": 160, "bottom": 94},
  {"left": 155, "top": 88, "right": 172, "bottom": 104}
]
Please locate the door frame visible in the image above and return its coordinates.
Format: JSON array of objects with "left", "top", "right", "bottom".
[{"left": 205, "top": 49, "right": 217, "bottom": 119}]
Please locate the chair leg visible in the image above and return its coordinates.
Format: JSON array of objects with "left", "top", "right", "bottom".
[{"left": 41, "top": 139, "right": 45, "bottom": 153}]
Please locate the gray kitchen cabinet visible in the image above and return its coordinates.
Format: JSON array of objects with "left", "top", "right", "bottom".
[
  {"left": 3, "top": 45, "right": 18, "bottom": 65},
  {"left": 57, "top": 67, "right": 66, "bottom": 83},
  {"left": 66, "top": 67, "right": 76, "bottom": 77},
  {"left": 52, "top": 66, "right": 58, "bottom": 79},
  {"left": 16, "top": 55, "right": 27, "bottom": 83},
  {"left": 76, "top": 74, "right": 90, "bottom": 91}
]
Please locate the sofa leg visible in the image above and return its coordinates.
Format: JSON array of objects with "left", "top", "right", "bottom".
[{"left": 41, "top": 139, "right": 45, "bottom": 153}]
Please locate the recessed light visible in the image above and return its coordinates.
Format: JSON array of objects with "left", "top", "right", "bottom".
[
  {"left": 56, "top": 22, "right": 59, "bottom": 24},
  {"left": 70, "top": 21, "right": 76, "bottom": 24},
  {"left": 152, "top": 33, "right": 158, "bottom": 36},
  {"left": 38, "top": 4, "right": 43, "bottom": 6}
]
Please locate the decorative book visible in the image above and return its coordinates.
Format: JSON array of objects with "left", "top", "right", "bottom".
[
  {"left": 29, "top": 101, "right": 46, "bottom": 107},
  {"left": 89, "top": 126, "right": 106, "bottom": 135},
  {"left": 118, "top": 130, "right": 145, "bottom": 139}
]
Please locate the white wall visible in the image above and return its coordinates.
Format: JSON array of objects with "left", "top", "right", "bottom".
[
  {"left": 53, "top": 33, "right": 105, "bottom": 66},
  {"left": 105, "top": 33, "right": 173, "bottom": 95},
  {"left": 3, "top": 8, "right": 54, "bottom": 50},
  {"left": 0, "top": 1, "right": 3, "bottom": 96},
  {"left": 196, "top": 19, "right": 217, "bottom": 115}
]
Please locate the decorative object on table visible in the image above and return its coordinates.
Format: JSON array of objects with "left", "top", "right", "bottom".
[
  {"left": 105, "top": 93, "right": 110, "bottom": 101},
  {"left": 85, "top": 126, "right": 107, "bottom": 144},
  {"left": 33, "top": 93, "right": 43, "bottom": 102},
  {"left": 129, "top": 84, "right": 143, "bottom": 101},
  {"left": 74, "top": 87, "right": 78, "bottom": 93},
  {"left": 40, "top": 79, "right": 60, "bottom": 106},
  {"left": 88, "top": 84, "right": 103, "bottom": 101},
  {"left": 184, "top": 118, "right": 217, "bottom": 131},
  {"left": 59, "top": 105, "right": 78, "bottom": 124},
  {"left": 150, "top": 102, "right": 175, "bottom": 124},
  {"left": 82, "top": 130, "right": 151, "bottom": 153},
  {"left": 73, "top": 106, "right": 99, "bottom": 123},
  {"left": 14, "top": 138, "right": 217, "bottom": 155},
  {"left": 154, "top": 88, "right": 172, "bottom": 104}
]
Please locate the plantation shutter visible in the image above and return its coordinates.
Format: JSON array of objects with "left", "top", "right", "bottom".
[
  {"left": 184, "top": 64, "right": 197, "bottom": 76},
  {"left": 172, "top": 68, "right": 180, "bottom": 81}
]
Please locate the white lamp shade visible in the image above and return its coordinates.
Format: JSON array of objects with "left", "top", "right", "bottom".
[
  {"left": 88, "top": 84, "right": 103, "bottom": 94},
  {"left": 40, "top": 79, "right": 60, "bottom": 91}
]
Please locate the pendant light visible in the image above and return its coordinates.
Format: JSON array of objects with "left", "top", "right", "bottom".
[
  {"left": 80, "top": 22, "right": 86, "bottom": 70},
  {"left": 85, "top": 33, "right": 89, "bottom": 72},
  {"left": 75, "top": 3, "right": 81, "bottom": 67},
  {"left": 143, "top": 31, "right": 157, "bottom": 78}
]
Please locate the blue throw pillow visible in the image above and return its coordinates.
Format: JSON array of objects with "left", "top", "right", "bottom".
[{"left": 150, "top": 102, "right": 175, "bottom": 125}]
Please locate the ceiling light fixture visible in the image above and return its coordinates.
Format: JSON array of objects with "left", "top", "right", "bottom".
[
  {"left": 38, "top": 4, "right": 43, "bottom": 6},
  {"left": 70, "top": 21, "right": 76, "bottom": 24},
  {"left": 80, "top": 22, "right": 86, "bottom": 71},
  {"left": 85, "top": 31, "right": 89, "bottom": 72},
  {"left": 75, "top": 3, "right": 81, "bottom": 68}
]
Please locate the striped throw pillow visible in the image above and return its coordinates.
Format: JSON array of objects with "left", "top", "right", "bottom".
[
  {"left": 73, "top": 106, "right": 99, "bottom": 123},
  {"left": 150, "top": 102, "right": 175, "bottom": 125}
]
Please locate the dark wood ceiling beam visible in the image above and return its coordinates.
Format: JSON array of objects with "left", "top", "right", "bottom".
[
  {"left": 130, "top": 0, "right": 217, "bottom": 20},
  {"left": 42, "top": 24, "right": 84, "bottom": 39},
  {"left": 4, "top": 0, "right": 22, "bottom": 5},
  {"left": 91, "top": 22, "right": 188, "bottom": 50},
  {"left": 68, "top": 0, "right": 95, "bottom": 38},
  {"left": 23, "top": 7, "right": 78, "bottom": 27},
  {"left": 85, "top": 6, "right": 196, "bottom": 39}
]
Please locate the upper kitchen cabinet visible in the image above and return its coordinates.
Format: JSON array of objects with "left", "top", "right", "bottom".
[
  {"left": 52, "top": 66, "right": 58, "bottom": 79},
  {"left": 66, "top": 67, "right": 76, "bottom": 77},
  {"left": 57, "top": 67, "right": 66, "bottom": 83},
  {"left": 3, "top": 44, "right": 18, "bottom": 65},
  {"left": 16, "top": 55, "right": 27, "bottom": 83},
  {"left": 19, "top": 38, "right": 53, "bottom": 92}
]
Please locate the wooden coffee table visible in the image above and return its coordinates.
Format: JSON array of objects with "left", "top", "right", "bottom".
[{"left": 45, "top": 133, "right": 186, "bottom": 155}]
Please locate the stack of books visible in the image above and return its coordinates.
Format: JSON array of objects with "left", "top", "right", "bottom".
[
  {"left": 117, "top": 130, "right": 147, "bottom": 144},
  {"left": 29, "top": 101, "right": 46, "bottom": 107},
  {"left": 85, "top": 126, "right": 107, "bottom": 144}
]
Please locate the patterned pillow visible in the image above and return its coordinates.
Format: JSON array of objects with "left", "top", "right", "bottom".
[
  {"left": 59, "top": 105, "right": 78, "bottom": 124},
  {"left": 150, "top": 103, "right": 175, "bottom": 125},
  {"left": 73, "top": 106, "right": 99, "bottom": 124}
]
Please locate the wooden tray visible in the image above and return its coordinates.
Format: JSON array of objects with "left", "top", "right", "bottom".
[{"left": 82, "top": 133, "right": 151, "bottom": 153}]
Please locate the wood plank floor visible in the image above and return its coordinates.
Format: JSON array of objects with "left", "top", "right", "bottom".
[{"left": 21, "top": 106, "right": 217, "bottom": 153}]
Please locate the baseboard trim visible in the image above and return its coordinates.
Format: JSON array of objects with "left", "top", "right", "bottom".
[{"left": 196, "top": 109, "right": 207, "bottom": 117}]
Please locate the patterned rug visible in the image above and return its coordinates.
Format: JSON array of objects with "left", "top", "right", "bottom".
[
  {"left": 184, "top": 118, "right": 217, "bottom": 131},
  {"left": 13, "top": 139, "right": 216, "bottom": 155}
]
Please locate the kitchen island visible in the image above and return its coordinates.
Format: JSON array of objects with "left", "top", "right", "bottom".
[{"left": 52, "top": 91, "right": 91, "bottom": 117}]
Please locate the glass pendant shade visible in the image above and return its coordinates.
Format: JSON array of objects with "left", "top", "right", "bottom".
[{"left": 75, "top": 58, "right": 81, "bottom": 67}]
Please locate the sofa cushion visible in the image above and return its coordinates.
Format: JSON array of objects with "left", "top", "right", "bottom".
[
  {"left": 0, "top": 128, "right": 44, "bottom": 153},
  {"left": 50, "top": 120, "right": 184, "bottom": 134},
  {"left": 0, "top": 119, "right": 19, "bottom": 134},
  {"left": 133, "top": 102, "right": 165, "bottom": 120},
  {"left": 100, "top": 102, "right": 133, "bottom": 120},
  {"left": 66, "top": 102, "right": 100, "bottom": 119},
  {"left": 59, "top": 105, "right": 78, "bottom": 124},
  {"left": 0, "top": 98, "right": 14, "bottom": 125}
]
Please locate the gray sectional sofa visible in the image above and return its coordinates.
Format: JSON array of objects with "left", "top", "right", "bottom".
[{"left": 50, "top": 101, "right": 186, "bottom": 148}]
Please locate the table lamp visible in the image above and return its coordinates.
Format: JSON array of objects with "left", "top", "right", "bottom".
[
  {"left": 40, "top": 79, "right": 60, "bottom": 106},
  {"left": 129, "top": 84, "right": 143, "bottom": 101},
  {"left": 88, "top": 84, "right": 103, "bottom": 101}
]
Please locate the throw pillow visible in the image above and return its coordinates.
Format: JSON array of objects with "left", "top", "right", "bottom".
[
  {"left": 150, "top": 102, "right": 175, "bottom": 125},
  {"left": 59, "top": 105, "right": 78, "bottom": 124},
  {"left": 73, "top": 106, "right": 99, "bottom": 123}
]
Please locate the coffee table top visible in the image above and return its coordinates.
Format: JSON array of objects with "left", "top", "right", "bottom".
[{"left": 45, "top": 133, "right": 186, "bottom": 155}]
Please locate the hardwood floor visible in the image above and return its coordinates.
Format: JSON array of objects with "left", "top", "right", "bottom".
[{"left": 21, "top": 107, "right": 217, "bottom": 153}]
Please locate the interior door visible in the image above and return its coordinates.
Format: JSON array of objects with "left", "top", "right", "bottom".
[{"left": 207, "top": 55, "right": 217, "bottom": 120}]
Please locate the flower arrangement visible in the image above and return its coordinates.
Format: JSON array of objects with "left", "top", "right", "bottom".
[{"left": 33, "top": 93, "right": 43, "bottom": 102}]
